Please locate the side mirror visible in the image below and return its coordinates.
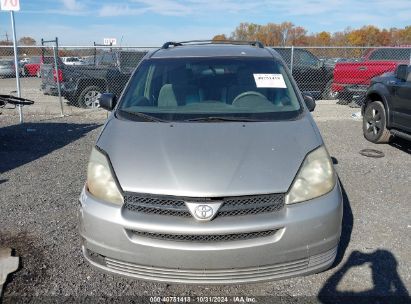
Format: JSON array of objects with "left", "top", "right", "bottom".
[
  {"left": 395, "top": 64, "right": 409, "bottom": 81},
  {"left": 98, "top": 93, "right": 117, "bottom": 111},
  {"left": 303, "top": 93, "right": 316, "bottom": 112}
]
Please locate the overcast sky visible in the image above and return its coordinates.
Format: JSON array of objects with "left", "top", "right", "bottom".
[{"left": 0, "top": 0, "right": 410, "bottom": 46}]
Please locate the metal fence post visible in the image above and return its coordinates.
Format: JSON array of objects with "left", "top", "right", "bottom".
[
  {"left": 290, "top": 45, "right": 294, "bottom": 74},
  {"left": 10, "top": 11, "right": 23, "bottom": 123},
  {"left": 52, "top": 40, "right": 64, "bottom": 117}
]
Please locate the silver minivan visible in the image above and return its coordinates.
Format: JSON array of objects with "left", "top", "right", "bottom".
[{"left": 79, "top": 41, "right": 342, "bottom": 284}]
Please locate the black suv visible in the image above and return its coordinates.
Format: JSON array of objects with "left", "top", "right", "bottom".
[
  {"left": 362, "top": 64, "right": 411, "bottom": 143},
  {"left": 272, "top": 48, "right": 334, "bottom": 100}
]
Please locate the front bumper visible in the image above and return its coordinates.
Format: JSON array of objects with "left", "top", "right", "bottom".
[
  {"left": 41, "top": 82, "right": 76, "bottom": 101},
  {"left": 332, "top": 83, "right": 368, "bottom": 100},
  {"left": 79, "top": 184, "right": 343, "bottom": 284},
  {"left": 345, "top": 85, "right": 368, "bottom": 95}
]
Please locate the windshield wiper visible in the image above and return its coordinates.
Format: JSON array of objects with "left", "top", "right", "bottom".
[
  {"left": 119, "top": 110, "right": 169, "bottom": 122},
  {"left": 183, "top": 116, "right": 265, "bottom": 122}
]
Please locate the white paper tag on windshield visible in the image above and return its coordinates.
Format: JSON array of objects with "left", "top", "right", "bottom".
[{"left": 253, "top": 74, "right": 287, "bottom": 88}]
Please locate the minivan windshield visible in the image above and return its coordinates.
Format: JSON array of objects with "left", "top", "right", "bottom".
[{"left": 118, "top": 57, "right": 302, "bottom": 122}]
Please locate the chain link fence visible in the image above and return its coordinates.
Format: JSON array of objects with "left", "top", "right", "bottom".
[
  {"left": 0, "top": 46, "right": 153, "bottom": 120},
  {"left": 1, "top": 45, "right": 410, "bottom": 119},
  {"left": 273, "top": 46, "right": 411, "bottom": 106}
]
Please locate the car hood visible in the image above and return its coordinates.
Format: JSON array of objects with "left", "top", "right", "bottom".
[{"left": 97, "top": 115, "right": 322, "bottom": 197}]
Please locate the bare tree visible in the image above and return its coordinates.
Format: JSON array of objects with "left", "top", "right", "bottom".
[{"left": 18, "top": 36, "right": 36, "bottom": 46}]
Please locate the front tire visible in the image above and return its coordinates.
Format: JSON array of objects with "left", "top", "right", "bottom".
[
  {"left": 77, "top": 85, "right": 102, "bottom": 108},
  {"left": 363, "top": 101, "right": 391, "bottom": 143}
]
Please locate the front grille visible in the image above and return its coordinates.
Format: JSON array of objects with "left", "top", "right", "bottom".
[
  {"left": 130, "top": 229, "right": 278, "bottom": 242},
  {"left": 123, "top": 193, "right": 284, "bottom": 219},
  {"left": 218, "top": 194, "right": 284, "bottom": 217},
  {"left": 103, "top": 256, "right": 309, "bottom": 283},
  {"left": 95, "top": 253, "right": 312, "bottom": 284},
  {"left": 83, "top": 247, "right": 338, "bottom": 283},
  {"left": 124, "top": 194, "right": 191, "bottom": 217}
]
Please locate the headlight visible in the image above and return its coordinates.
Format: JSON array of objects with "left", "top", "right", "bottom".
[
  {"left": 87, "top": 147, "right": 123, "bottom": 205},
  {"left": 285, "top": 146, "right": 336, "bottom": 204}
]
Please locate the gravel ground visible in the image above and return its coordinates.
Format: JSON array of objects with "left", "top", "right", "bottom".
[{"left": 0, "top": 104, "right": 410, "bottom": 304}]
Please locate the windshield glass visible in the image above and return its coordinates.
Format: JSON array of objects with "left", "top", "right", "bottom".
[
  {"left": 118, "top": 57, "right": 301, "bottom": 122},
  {"left": 369, "top": 48, "right": 411, "bottom": 61}
]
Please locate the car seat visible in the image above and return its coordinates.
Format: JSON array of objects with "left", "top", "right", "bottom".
[{"left": 157, "top": 67, "right": 200, "bottom": 107}]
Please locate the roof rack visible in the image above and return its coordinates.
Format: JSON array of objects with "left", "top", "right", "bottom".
[
  {"left": 161, "top": 40, "right": 264, "bottom": 49},
  {"left": 161, "top": 42, "right": 183, "bottom": 49}
]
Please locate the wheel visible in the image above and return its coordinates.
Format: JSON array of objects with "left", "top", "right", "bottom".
[
  {"left": 322, "top": 80, "right": 338, "bottom": 100},
  {"left": 77, "top": 86, "right": 102, "bottom": 108},
  {"left": 363, "top": 101, "right": 391, "bottom": 143}
]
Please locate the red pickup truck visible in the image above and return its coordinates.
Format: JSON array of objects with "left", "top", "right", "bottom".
[
  {"left": 22, "top": 56, "right": 61, "bottom": 77},
  {"left": 332, "top": 47, "right": 411, "bottom": 102}
]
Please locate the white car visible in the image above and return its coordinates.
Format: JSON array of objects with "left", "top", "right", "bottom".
[{"left": 62, "top": 57, "right": 85, "bottom": 66}]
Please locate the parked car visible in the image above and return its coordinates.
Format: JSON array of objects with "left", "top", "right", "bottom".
[
  {"left": 79, "top": 41, "right": 342, "bottom": 284},
  {"left": 362, "top": 64, "right": 411, "bottom": 143},
  {"left": 22, "top": 56, "right": 41, "bottom": 77},
  {"left": 40, "top": 51, "right": 147, "bottom": 108},
  {"left": 332, "top": 47, "right": 411, "bottom": 103},
  {"left": 62, "top": 56, "right": 85, "bottom": 66},
  {"left": 23, "top": 56, "right": 61, "bottom": 77},
  {"left": 272, "top": 48, "right": 335, "bottom": 99},
  {"left": 0, "top": 59, "right": 16, "bottom": 78}
]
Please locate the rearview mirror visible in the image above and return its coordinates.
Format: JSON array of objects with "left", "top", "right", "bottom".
[
  {"left": 98, "top": 93, "right": 117, "bottom": 111},
  {"left": 395, "top": 64, "right": 409, "bottom": 81},
  {"left": 303, "top": 93, "right": 316, "bottom": 112}
]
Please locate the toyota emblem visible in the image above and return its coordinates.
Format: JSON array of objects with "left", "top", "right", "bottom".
[
  {"left": 185, "top": 201, "right": 223, "bottom": 221},
  {"left": 194, "top": 205, "right": 214, "bottom": 220}
]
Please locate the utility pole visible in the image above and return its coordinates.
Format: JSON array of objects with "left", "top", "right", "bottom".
[{"left": 1, "top": 0, "right": 23, "bottom": 123}]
